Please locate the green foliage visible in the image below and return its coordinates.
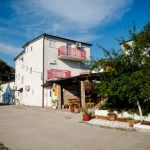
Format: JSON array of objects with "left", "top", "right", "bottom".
[
  {"left": 51, "top": 99, "right": 58, "bottom": 106},
  {"left": 0, "top": 143, "right": 10, "bottom": 150},
  {"left": 0, "top": 80, "right": 2, "bottom": 91},
  {"left": 82, "top": 105, "right": 90, "bottom": 115},
  {"left": 0, "top": 59, "right": 15, "bottom": 83},
  {"left": 91, "top": 23, "right": 150, "bottom": 115}
]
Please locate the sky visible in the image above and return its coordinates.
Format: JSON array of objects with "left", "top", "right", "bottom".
[{"left": 0, "top": 0, "right": 150, "bottom": 67}]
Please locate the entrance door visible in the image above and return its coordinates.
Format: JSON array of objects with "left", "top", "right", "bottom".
[{"left": 45, "top": 88, "right": 53, "bottom": 108}]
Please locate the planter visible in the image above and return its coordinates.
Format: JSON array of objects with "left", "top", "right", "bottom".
[
  {"left": 107, "top": 112, "right": 117, "bottom": 121},
  {"left": 141, "top": 121, "right": 150, "bottom": 125},
  {"left": 95, "top": 115, "right": 99, "bottom": 119},
  {"left": 129, "top": 123, "right": 134, "bottom": 128},
  {"left": 101, "top": 116, "right": 109, "bottom": 120},
  {"left": 83, "top": 114, "right": 90, "bottom": 121},
  {"left": 52, "top": 106, "right": 58, "bottom": 109},
  {"left": 116, "top": 118, "right": 126, "bottom": 122},
  {"left": 95, "top": 106, "right": 102, "bottom": 110},
  {"left": 109, "top": 114, "right": 117, "bottom": 121},
  {"left": 70, "top": 106, "right": 74, "bottom": 112},
  {"left": 74, "top": 108, "right": 80, "bottom": 113},
  {"left": 64, "top": 104, "right": 69, "bottom": 109}
]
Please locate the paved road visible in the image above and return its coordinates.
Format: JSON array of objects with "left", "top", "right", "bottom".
[{"left": 0, "top": 105, "right": 150, "bottom": 150}]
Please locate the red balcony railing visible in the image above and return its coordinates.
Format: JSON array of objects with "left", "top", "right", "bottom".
[
  {"left": 47, "top": 69, "right": 71, "bottom": 79},
  {"left": 58, "top": 46, "right": 86, "bottom": 59}
]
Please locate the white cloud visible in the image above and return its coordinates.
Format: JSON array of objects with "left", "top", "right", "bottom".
[
  {"left": 71, "top": 34, "right": 101, "bottom": 42},
  {"left": 10, "top": 0, "right": 133, "bottom": 41},
  {"left": 0, "top": 42, "right": 20, "bottom": 56},
  {"left": 34, "top": 0, "right": 133, "bottom": 29}
]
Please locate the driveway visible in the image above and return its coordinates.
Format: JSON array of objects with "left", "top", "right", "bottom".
[{"left": 0, "top": 105, "right": 150, "bottom": 150}]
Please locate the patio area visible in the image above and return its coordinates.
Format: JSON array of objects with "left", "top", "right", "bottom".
[{"left": 0, "top": 105, "right": 150, "bottom": 150}]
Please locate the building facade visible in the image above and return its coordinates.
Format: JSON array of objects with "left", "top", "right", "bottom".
[{"left": 14, "top": 34, "right": 92, "bottom": 107}]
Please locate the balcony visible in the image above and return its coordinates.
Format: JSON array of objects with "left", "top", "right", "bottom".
[
  {"left": 47, "top": 69, "right": 71, "bottom": 80},
  {"left": 58, "top": 46, "right": 86, "bottom": 61}
]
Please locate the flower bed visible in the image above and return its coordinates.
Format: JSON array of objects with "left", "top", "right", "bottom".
[
  {"left": 89, "top": 119, "right": 132, "bottom": 130},
  {"left": 95, "top": 110, "right": 150, "bottom": 121}
]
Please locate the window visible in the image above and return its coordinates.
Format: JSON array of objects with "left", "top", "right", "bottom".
[
  {"left": 18, "top": 60, "right": 20, "bottom": 65},
  {"left": 21, "top": 76, "right": 24, "bottom": 84},
  {"left": 18, "top": 74, "right": 20, "bottom": 80},
  {"left": 21, "top": 65, "right": 24, "bottom": 69},
  {"left": 49, "top": 60, "right": 56, "bottom": 69},
  {"left": 81, "top": 46, "right": 86, "bottom": 51},
  {"left": 30, "top": 67, "right": 32, "bottom": 74},
  {"left": 67, "top": 43, "right": 72, "bottom": 48},
  {"left": 49, "top": 40, "right": 57, "bottom": 48},
  {"left": 30, "top": 46, "right": 32, "bottom": 51},
  {"left": 32, "top": 89, "right": 34, "bottom": 95},
  {"left": 67, "top": 43, "right": 72, "bottom": 55}
]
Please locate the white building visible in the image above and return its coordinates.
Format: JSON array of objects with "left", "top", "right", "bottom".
[{"left": 14, "top": 34, "right": 92, "bottom": 107}]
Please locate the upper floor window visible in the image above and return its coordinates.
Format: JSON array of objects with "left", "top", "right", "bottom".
[
  {"left": 30, "top": 67, "right": 32, "bottom": 74},
  {"left": 67, "top": 43, "right": 72, "bottom": 49},
  {"left": 30, "top": 46, "right": 32, "bottom": 51},
  {"left": 32, "top": 89, "right": 34, "bottom": 95},
  {"left": 26, "top": 48, "right": 28, "bottom": 53},
  {"left": 21, "top": 76, "right": 24, "bottom": 84},
  {"left": 49, "top": 61, "right": 57, "bottom": 69},
  {"left": 81, "top": 46, "right": 86, "bottom": 51},
  {"left": 49, "top": 40, "right": 57, "bottom": 48},
  {"left": 21, "top": 65, "right": 24, "bottom": 69},
  {"left": 18, "top": 74, "right": 20, "bottom": 80}
]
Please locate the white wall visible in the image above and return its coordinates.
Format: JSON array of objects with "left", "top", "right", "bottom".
[
  {"left": 15, "top": 38, "right": 43, "bottom": 106},
  {"left": 44, "top": 37, "right": 91, "bottom": 82},
  {"left": 15, "top": 35, "right": 91, "bottom": 107}
]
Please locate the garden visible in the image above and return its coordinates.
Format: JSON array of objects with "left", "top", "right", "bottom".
[
  {"left": 50, "top": 23, "right": 150, "bottom": 130},
  {"left": 70, "top": 23, "right": 150, "bottom": 129}
]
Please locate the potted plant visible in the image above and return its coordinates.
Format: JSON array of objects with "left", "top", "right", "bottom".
[
  {"left": 107, "top": 112, "right": 117, "bottom": 121},
  {"left": 82, "top": 106, "right": 90, "bottom": 121},
  {"left": 69, "top": 103, "right": 75, "bottom": 112},
  {"left": 95, "top": 102, "right": 102, "bottom": 110},
  {"left": 84, "top": 80, "right": 93, "bottom": 94},
  {"left": 64, "top": 104, "right": 69, "bottom": 109},
  {"left": 74, "top": 103, "right": 80, "bottom": 113},
  {"left": 100, "top": 115, "right": 109, "bottom": 120},
  {"left": 116, "top": 117, "right": 126, "bottom": 122},
  {"left": 126, "top": 118, "right": 137, "bottom": 127},
  {"left": 95, "top": 115, "right": 99, "bottom": 119},
  {"left": 127, "top": 119, "right": 136, "bottom": 128},
  {"left": 51, "top": 99, "right": 58, "bottom": 109},
  {"left": 116, "top": 111, "right": 126, "bottom": 122}
]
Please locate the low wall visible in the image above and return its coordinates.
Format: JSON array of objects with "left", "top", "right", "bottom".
[{"left": 95, "top": 110, "right": 150, "bottom": 121}]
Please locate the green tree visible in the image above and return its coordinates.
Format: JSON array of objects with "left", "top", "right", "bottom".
[
  {"left": 0, "top": 59, "right": 15, "bottom": 83},
  {"left": 91, "top": 23, "right": 150, "bottom": 115}
]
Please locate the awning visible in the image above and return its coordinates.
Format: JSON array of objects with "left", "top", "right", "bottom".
[{"left": 42, "top": 73, "right": 101, "bottom": 87}]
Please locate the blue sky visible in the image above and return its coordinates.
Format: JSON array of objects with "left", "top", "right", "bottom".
[{"left": 0, "top": 0, "right": 150, "bottom": 67}]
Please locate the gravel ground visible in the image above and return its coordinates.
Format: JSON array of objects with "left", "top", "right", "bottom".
[{"left": 0, "top": 105, "right": 150, "bottom": 150}]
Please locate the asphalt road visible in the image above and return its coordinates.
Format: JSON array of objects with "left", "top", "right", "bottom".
[{"left": 0, "top": 105, "right": 150, "bottom": 150}]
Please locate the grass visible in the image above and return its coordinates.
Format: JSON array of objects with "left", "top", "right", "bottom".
[{"left": 0, "top": 143, "right": 10, "bottom": 150}]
